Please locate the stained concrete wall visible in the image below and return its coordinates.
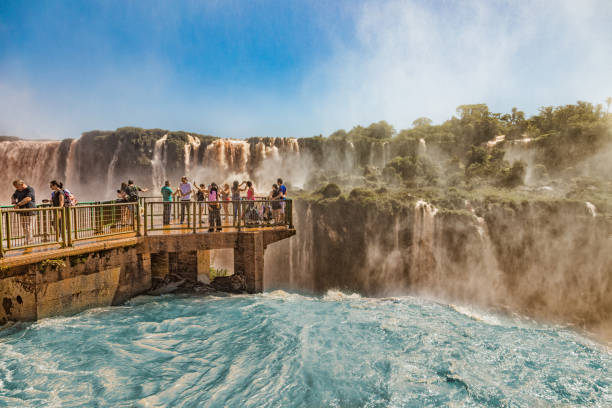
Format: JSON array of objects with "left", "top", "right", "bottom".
[{"left": 0, "top": 245, "right": 151, "bottom": 324}]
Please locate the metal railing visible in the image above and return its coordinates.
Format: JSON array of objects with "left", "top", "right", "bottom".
[
  {"left": 0, "top": 202, "right": 139, "bottom": 257},
  {"left": 0, "top": 198, "right": 292, "bottom": 257},
  {"left": 143, "top": 199, "right": 293, "bottom": 234}
]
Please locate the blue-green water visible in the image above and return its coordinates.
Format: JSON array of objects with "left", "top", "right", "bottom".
[{"left": 0, "top": 291, "right": 610, "bottom": 407}]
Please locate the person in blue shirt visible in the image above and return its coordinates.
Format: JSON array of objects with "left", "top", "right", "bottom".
[
  {"left": 277, "top": 178, "right": 287, "bottom": 217},
  {"left": 160, "top": 180, "right": 173, "bottom": 225}
]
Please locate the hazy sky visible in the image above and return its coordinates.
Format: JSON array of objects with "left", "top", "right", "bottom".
[{"left": 1, "top": 0, "right": 611, "bottom": 139}]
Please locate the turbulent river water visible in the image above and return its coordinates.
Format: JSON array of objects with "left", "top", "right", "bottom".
[{"left": 0, "top": 291, "right": 610, "bottom": 407}]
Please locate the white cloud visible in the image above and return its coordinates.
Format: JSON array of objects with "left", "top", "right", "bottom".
[{"left": 304, "top": 0, "right": 612, "bottom": 134}]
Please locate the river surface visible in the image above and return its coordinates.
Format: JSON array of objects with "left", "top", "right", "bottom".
[{"left": 0, "top": 291, "right": 610, "bottom": 407}]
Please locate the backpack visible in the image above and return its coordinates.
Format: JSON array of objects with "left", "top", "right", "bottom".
[
  {"left": 63, "top": 189, "right": 77, "bottom": 207},
  {"left": 126, "top": 186, "right": 139, "bottom": 202}
]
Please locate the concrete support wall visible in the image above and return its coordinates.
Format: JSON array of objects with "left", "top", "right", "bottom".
[
  {"left": 0, "top": 245, "right": 152, "bottom": 324},
  {"left": 234, "top": 232, "right": 265, "bottom": 293},
  {"left": 169, "top": 251, "right": 198, "bottom": 283},
  {"left": 0, "top": 228, "right": 295, "bottom": 323}
]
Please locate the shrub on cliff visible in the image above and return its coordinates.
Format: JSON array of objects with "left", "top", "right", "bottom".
[
  {"left": 497, "top": 160, "right": 527, "bottom": 188},
  {"left": 318, "top": 183, "right": 341, "bottom": 198}
]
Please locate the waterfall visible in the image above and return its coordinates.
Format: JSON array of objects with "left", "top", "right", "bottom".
[
  {"left": 204, "top": 139, "right": 249, "bottom": 173},
  {"left": 471, "top": 211, "right": 503, "bottom": 302},
  {"left": 410, "top": 200, "right": 438, "bottom": 286},
  {"left": 184, "top": 134, "right": 201, "bottom": 176},
  {"left": 418, "top": 138, "right": 427, "bottom": 153},
  {"left": 64, "top": 139, "right": 78, "bottom": 188},
  {"left": 151, "top": 134, "right": 168, "bottom": 188},
  {"left": 585, "top": 202, "right": 597, "bottom": 217},
  {"left": 106, "top": 138, "right": 123, "bottom": 195},
  {"left": 0, "top": 140, "right": 62, "bottom": 197},
  {"left": 381, "top": 142, "right": 389, "bottom": 168},
  {"left": 287, "top": 138, "right": 300, "bottom": 153}
]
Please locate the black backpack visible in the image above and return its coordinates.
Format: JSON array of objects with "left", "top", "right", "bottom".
[{"left": 126, "top": 186, "right": 139, "bottom": 202}]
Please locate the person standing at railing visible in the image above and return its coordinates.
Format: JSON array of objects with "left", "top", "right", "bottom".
[
  {"left": 277, "top": 178, "right": 287, "bottom": 218},
  {"left": 161, "top": 181, "right": 173, "bottom": 225},
  {"left": 269, "top": 184, "right": 283, "bottom": 224},
  {"left": 49, "top": 180, "right": 65, "bottom": 233},
  {"left": 221, "top": 183, "right": 231, "bottom": 222},
  {"left": 207, "top": 182, "right": 222, "bottom": 232},
  {"left": 11, "top": 180, "right": 36, "bottom": 244},
  {"left": 192, "top": 182, "right": 208, "bottom": 224},
  {"left": 175, "top": 176, "right": 192, "bottom": 224},
  {"left": 231, "top": 180, "right": 246, "bottom": 226}
]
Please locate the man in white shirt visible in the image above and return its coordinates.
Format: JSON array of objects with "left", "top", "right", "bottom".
[{"left": 174, "top": 176, "right": 192, "bottom": 224}]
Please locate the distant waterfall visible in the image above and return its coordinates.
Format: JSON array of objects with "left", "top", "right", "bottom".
[
  {"left": 410, "top": 200, "right": 438, "bottom": 286},
  {"left": 0, "top": 140, "right": 62, "bottom": 197},
  {"left": 184, "top": 134, "right": 201, "bottom": 176},
  {"left": 151, "top": 134, "right": 168, "bottom": 188},
  {"left": 106, "top": 138, "right": 123, "bottom": 195},
  {"left": 204, "top": 139, "right": 250, "bottom": 173}
]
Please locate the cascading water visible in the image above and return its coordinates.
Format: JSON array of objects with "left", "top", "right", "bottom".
[
  {"left": 418, "top": 138, "right": 427, "bottom": 153},
  {"left": 64, "top": 139, "right": 78, "bottom": 188},
  {"left": 151, "top": 134, "right": 168, "bottom": 188},
  {"left": 184, "top": 134, "right": 201, "bottom": 177},
  {"left": 585, "top": 201, "right": 597, "bottom": 217},
  {"left": 0, "top": 140, "right": 62, "bottom": 196},
  {"left": 106, "top": 137, "right": 123, "bottom": 196},
  {"left": 410, "top": 200, "right": 438, "bottom": 287}
]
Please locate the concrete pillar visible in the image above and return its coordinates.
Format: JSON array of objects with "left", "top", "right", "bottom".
[
  {"left": 169, "top": 251, "right": 198, "bottom": 283},
  {"left": 150, "top": 252, "right": 169, "bottom": 280},
  {"left": 234, "top": 232, "right": 265, "bottom": 293},
  {"left": 197, "top": 250, "right": 211, "bottom": 284}
]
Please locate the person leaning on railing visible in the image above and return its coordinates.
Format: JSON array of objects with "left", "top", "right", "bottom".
[{"left": 11, "top": 179, "right": 36, "bottom": 244}]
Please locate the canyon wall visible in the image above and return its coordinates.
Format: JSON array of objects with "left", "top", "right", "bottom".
[{"left": 264, "top": 195, "right": 612, "bottom": 331}]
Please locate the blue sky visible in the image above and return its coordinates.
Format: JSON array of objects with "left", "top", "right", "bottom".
[{"left": 1, "top": 0, "right": 611, "bottom": 139}]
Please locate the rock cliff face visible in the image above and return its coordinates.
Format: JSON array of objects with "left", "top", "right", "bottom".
[
  {"left": 264, "top": 196, "right": 612, "bottom": 331},
  {"left": 1, "top": 128, "right": 611, "bottom": 335}
]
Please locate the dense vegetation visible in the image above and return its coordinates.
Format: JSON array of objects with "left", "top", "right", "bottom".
[
  {"left": 300, "top": 101, "right": 612, "bottom": 215},
  {"left": 74, "top": 101, "right": 612, "bottom": 215}
]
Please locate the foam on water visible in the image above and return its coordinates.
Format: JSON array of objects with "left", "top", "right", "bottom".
[{"left": 0, "top": 293, "right": 611, "bottom": 407}]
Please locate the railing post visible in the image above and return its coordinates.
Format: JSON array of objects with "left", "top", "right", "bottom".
[
  {"left": 237, "top": 200, "right": 242, "bottom": 231},
  {"left": 137, "top": 202, "right": 142, "bottom": 237},
  {"left": 199, "top": 201, "right": 203, "bottom": 228},
  {"left": 60, "top": 208, "right": 67, "bottom": 247},
  {"left": 42, "top": 208, "right": 49, "bottom": 242},
  {"left": 6, "top": 212, "right": 12, "bottom": 250},
  {"left": 149, "top": 201, "right": 154, "bottom": 229},
  {"left": 192, "top": 201, "right": 197, "bottom": 233},
  {"left": 142, "top": 202, "right": 148, "bottom": 236},
  {"left": 0, "top": 210, "right": 4, "bottom": 258},
  {"left": 66, "top": 207, "right": 73, "bottom": 247},
  {"left": 288, "top": 199, "right": 293, "bottom": 228}
]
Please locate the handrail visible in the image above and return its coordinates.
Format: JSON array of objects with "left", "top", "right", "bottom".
[
  {"left": 143, "top": 199, "right": 293, "bottom": 233},
  {"left": 0, "top": 202, "right": 139, "bottom": 257},
  {"left": 0, "top": 199, "right": 293, "bottom": 257}
]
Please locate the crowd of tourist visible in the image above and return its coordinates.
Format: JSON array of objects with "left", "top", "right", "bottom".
[
  {"left": 8, "top": 179, "right": 77, "bottom": 244},
  {"left": 151, "top": 177, "right": 288, "bottom": 231},
  {"left": 7, "top": 176, "right": 288, "bottom": 243}
]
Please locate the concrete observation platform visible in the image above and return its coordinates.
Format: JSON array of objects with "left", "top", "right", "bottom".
[{"left": 0, "top": 227, "right": 295, "bottom": 324}]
